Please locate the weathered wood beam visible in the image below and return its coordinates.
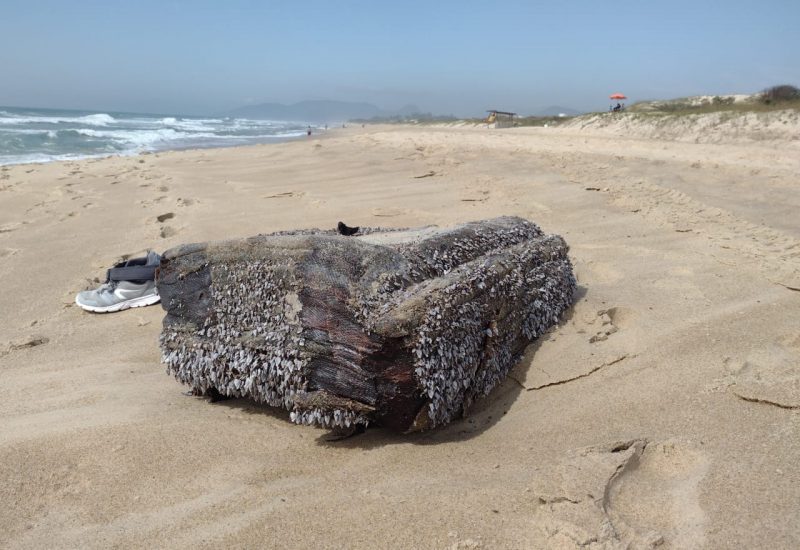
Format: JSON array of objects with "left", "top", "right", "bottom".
[{"left": 158, "top": 216, "right": 575, "bottom": 432}]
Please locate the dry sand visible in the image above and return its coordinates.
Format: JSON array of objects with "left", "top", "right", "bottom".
[{"left": 1, "top": 118, "right": 799, "bottom": 548}]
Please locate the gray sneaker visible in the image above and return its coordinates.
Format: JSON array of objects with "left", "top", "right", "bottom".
[{"left": 76, "top": 251, "right": 161, "bottom": 313}]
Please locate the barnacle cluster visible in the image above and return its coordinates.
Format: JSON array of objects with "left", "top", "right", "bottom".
[
  {"left": 161, "top": 260, "right": 308, "bottom": 409},
  {"left": 289, "top": 408, "right": 371, "bottom": 429},
  {"left": 354, "top": 218, "right": 547, "bottom": 330},
  {"left": 397, "top": 218, "right": 544, "bottom": 279},
  {"left": 409, "top": 236, "right": 575, "bottom": 427},
  {"left": 159, "top": 217, "right": 576, "bottom": 432},
  {"left": 160, "top": 246, "right": 382, "bottom": 430}
]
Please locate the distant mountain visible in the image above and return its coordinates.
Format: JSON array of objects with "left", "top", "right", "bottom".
[
  {"left": 225, "top": 100, "right": 386, "bottom": 122},
  {"left": 537, "top": 105, "right": 582, "bottom": 117}
]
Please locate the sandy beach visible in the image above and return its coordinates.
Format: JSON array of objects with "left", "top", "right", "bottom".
[{"left": 1, "top": 119, "right": 799, "bottom": 548}]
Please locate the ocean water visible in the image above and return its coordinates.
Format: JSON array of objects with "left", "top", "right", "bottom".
[{"left": 0, "top": 106, "right": 313, "bottom": 165}]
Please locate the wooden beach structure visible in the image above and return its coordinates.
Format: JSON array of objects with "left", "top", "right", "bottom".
[
  {"left": 157, "top": 217, "right": 576, "bottom": 433},
  {"left": 486, "top": 110, "right": 517, "bottom": 128}
]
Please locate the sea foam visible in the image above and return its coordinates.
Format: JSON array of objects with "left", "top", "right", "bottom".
[
  {"left": 0, "top": 106, "right": 314, "bottom": 165},
  {"left": 0, "top": 112, "right": 117, "bottom": 126}
]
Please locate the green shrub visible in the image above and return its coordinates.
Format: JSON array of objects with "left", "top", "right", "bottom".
[{"left": 761, "top": 85, "right": 800, "bottom": 104}]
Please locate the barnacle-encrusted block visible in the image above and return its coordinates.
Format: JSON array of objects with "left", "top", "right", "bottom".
[{"left": 157, "top": 216, "right": 576, "bottom": 432}]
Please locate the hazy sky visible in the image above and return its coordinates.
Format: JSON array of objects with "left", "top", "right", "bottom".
[{"left": 1, "top": 0, "right": 798, "bottom": 116}]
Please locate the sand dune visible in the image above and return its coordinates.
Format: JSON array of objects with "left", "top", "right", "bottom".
[
  {"left": 562, "top": 108, "right": 800, "bottom": 146},
  {"left": 1, "top": 120, "right": 799, "bottom": 548}
]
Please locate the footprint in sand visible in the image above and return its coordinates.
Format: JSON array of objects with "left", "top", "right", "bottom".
[
  {"left": 413, "top": 170, "right": 438, "bottom": 179},
  {"left": 26, "top": 200, "right": 58, "bottom": 213},
  {"left": 460, "top": 189, "right": 490, "bottom": 203},
  {"left": 586, "top": 306, "right": 636, "bottom": 343},
  {"left": 510, "top": 301, "right": 636, "bottom": 390},
  {"left": 371, "top": 207, "right": 407, "bottom": 218},
  {"left": 262, "top": 191, "right": 305, "bottom": 199},
  {"left": 712, "top": 337, "right": 800, "bottom": 409},
  {"left": 1, "top": 335, "right": 50, "bottom": 358},
  {"left": 530, "top": 439, "right": 709, "bottom": 548},
  {"left": 10, "top": 336, "right": 49, "bottom": 350},
  {"left": 0, "top": 248, "right": 19, "bottom": 258},
  {"left": 0, "top": 221, "right": 26, "bottom": 234},
  {"left": 160, "top": 226, "right": 178, "bottom": 238},
  {"left": 584, "top": 309, "right": 617, "bottom": 343},
  {"left": 138, "top": 196, "right": 168, "bottom": 207},
  {"left": 156, "top": 212, "right": 175, "bottom": 223},
  {"left": 177, "top": 197, "right": 197, "bottom": 207},
  {"left": 602, "top": 306, "right": 636, "bottom": 328}
]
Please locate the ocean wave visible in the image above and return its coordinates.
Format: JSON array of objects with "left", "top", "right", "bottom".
[
  {"left": 0, "top": 109, "right": 311, "bottom": 165},
  {"left": 0, "top": 151, "right": 120, "bottom": 166},
  {"left": 158, "top": 117, "right": 223, "bottom": 132},
  {"left": 254, "top": 131, "right": 307, "bottom": 139},
  {"left": 80, "top": 113, "right": 116, "bottom": 125},
  {"left": 71, "top": 127, "right": 217, "bottom": 146},
  {"left": 233, "top": 118, "right": 286, "bottom": 128},
  {"left": 72, "top": 128, "right": 305, "bottom": 143},
  {"left": 0, "top": 112, "right": 117, "bottom": 126},
  {"left": 0, "top": 128, "right": 58, "bottom": 136}
]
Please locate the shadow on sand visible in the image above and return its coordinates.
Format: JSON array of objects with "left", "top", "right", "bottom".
[{"left": 205, "top": 284, "right": 587, "bottom": 449}]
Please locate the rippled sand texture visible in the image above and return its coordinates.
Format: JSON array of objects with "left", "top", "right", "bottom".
[{"left": 1, "top": 118, "right": 799, "bottom": 548}]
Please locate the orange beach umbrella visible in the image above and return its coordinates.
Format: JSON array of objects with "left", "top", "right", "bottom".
[{"left": 609, "top": 93, "right": 627, "bottom": 100}]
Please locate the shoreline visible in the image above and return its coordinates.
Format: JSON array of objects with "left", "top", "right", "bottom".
[
  {"left": 0, "top": 131, "right": 335, "bottom": 168},
  {"left": 0, "top": 106, "right": 338, "bottom": 167}
]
